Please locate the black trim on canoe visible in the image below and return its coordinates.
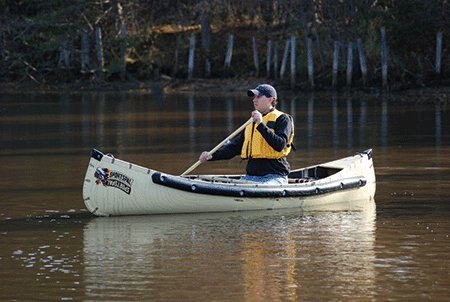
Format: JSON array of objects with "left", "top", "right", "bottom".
[
  {"left": 91, "top": 149, "right": 104, "bottom": 161},
  {"left": 151, "top": 172, "right": 367, "bottom": 198},
  {"left": 360, "top": 148, "right": 373, "bottom": 160}
]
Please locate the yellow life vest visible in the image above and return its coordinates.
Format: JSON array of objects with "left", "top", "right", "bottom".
[{"left": 241, "top": 109, "right": 294, "bottom": 159}]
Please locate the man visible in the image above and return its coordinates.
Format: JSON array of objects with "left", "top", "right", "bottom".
[{"left": 199, "top": 84, "right": 294, "bottom": 184}]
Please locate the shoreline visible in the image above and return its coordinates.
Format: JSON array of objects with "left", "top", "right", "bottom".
[
  {"left": 0, "top": 78, "right": 252, "bottom": 95},
  {"left": 1, "top": 78, "right": 450, "bottom": 99}
]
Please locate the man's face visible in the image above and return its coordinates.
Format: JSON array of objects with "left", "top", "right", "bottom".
[{"left": 252, "top": 94, "right": 273, "bottom": 114}]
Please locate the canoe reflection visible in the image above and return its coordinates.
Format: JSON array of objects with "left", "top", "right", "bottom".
[{"left": 83, "top": 199, "right": 376, "bottom": 300}]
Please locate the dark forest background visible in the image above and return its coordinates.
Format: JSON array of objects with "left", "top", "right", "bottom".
[{"left": 1, "top": 0, "right": 449, "bottom": 90}]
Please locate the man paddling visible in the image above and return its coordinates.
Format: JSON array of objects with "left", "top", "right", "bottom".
[{"left": 199, "top": 84, "right": 294, "bottom": 184}]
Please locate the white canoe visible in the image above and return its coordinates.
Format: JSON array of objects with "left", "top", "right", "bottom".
[{"left": 82, "top": 149, "right": 376, "bottom": 216}]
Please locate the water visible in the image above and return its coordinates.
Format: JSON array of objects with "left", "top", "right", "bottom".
[{"left": 1, "top": 90, "right": 449, "bottom": 301}]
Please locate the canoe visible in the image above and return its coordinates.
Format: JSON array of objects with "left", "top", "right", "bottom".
[{"left": 82, "top": 149, "right": 376, "bottom": 216}]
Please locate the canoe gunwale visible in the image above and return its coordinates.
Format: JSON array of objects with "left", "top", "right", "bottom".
[{"left": 151, "top": 172, "right": 367, "bottom": 198}]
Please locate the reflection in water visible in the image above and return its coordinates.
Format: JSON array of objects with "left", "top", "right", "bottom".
[
  {"left": 225, "top": 96, "right": 235, "bottom": 135},
  {"left": 1, "top": 91, "right": 445, "bottom": 165},
  {"left": 359, "top": 100, "right": 367, "bottom": 146},
  {"left": 380, "top": 97, "right": 388, "bottom": 150},
  {"left": 332, "top": 96, "right": 339, "bottom": 149},
  {"left": 116, "top": 93, "right": 129, "bottom": 155},
  {"left": 306, "top": 94, "right": 314, "bottom": 148},
  {"left": 82, "top": 200, "right": 376, "bottom": 300},
  {"left": 435, "top": 103, "right": 442, "bottom": 147},
  {"left": 78, "top": 94, "right": 400, "bottom": 154},
  {"left": 188, "top": 95, "right": 196, "bottom": 154},
  {"left": 346, "top": 98, "right": 353, "bottom": 149}
]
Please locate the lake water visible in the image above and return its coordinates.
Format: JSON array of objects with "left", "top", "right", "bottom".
[{"left": 1, "top": 90, "right": 449, "bottom": 301}]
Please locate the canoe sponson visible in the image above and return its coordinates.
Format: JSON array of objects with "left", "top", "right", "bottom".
[{"left": 151, "top": 172, "right": 367, "bottom": 198}]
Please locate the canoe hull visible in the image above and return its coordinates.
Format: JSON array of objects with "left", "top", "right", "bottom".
[{"left": 83, "top": 150, "right": 376, "bottom": 216}]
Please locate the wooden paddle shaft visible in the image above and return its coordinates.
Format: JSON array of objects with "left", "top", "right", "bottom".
[{"left": 181, "top": 117, "right": 253, "bottom": 176}]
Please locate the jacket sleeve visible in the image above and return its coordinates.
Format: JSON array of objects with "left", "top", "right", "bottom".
[
  {"left": 210, "top": 132, "right": 244, "bottom": 160},
  {"left": 256, "top": 114, "right": 292, "bottom": 152}
]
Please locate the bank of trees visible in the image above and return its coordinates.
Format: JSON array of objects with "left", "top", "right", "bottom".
[{"left": 0, "top": 0, "right": 449, "bottom": 89}]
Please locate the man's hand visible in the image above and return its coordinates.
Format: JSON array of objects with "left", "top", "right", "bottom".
[
  {"left": 251, "top": 110, "right": 263, "bottom": 125},
  {"left": 199, "top": 151, "right": 212, "bottom": 163}
]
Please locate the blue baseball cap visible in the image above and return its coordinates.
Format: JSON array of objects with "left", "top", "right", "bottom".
[{"left": 247, "top": 84, "right": 277, "bottom": 100}]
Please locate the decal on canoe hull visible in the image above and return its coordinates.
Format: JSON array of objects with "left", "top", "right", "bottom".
[{"left": 94, "top": 167, "right": 134, "bottom": 195}]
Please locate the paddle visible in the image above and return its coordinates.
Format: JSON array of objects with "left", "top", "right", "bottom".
[{"left": 181, "top": 117, "right": 253, "bottom": 176}]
